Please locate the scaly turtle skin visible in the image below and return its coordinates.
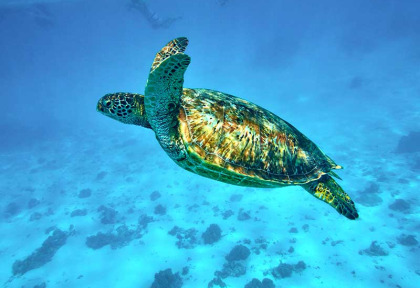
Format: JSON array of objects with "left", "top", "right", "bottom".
[{"left": 97, "top": 37, "right": 359, "bottom": 220}]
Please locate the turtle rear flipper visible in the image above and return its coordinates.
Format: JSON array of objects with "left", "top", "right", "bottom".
[
  {"left": 145, "top": 53, "right": 191, "bottom": 160},
  {"left": 302, "top": 175, "right": 359, "bottom": 220}
]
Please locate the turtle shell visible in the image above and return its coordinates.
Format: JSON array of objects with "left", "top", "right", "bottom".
[{"left": 177, "top": 88, "right": 340, "bottom": 187}]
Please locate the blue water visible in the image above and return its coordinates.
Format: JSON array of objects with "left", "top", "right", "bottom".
[{"left": 1, "top": 0, "right": 419, "bottom": 287}]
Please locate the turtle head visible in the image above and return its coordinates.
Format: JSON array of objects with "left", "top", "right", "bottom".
[{"left": 97, "top": 92, "right": 151, "bottom": 128}]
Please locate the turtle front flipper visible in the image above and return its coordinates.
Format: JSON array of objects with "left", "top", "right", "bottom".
[
  {"left": 150, "top": 37, "right": 189, "bottom": 73},
  {"left": 302, "top": 175, "right": 359, "bottom": 220},
  {"left": 145, "top": 49, "right": 191, "bottom": 160}
]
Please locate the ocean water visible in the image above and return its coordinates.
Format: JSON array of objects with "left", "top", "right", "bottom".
[{"left": 0, "top": 0, "right": 419, "bottom": 287}]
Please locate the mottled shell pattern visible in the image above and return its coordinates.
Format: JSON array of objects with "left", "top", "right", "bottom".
[{"left": 177, "top": 88, "right": 341, "bottom": 187}]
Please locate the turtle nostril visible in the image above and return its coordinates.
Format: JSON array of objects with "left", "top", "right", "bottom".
[{"left": 97, "top": 102, "right": 104, "bottom": 111}]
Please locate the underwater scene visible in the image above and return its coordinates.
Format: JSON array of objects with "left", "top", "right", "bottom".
[{"left": 0, "top": 0, "right": 419, "bottom": 287}]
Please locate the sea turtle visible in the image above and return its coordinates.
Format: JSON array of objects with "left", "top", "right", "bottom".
[{"left": 97, "top": 37, "right": 358, "bottom": 220}]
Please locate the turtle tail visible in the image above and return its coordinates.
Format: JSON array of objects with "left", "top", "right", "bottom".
[{"left": 302, "top": 175, "right": 359, "bottom": 220}]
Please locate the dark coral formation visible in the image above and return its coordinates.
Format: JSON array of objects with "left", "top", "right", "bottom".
[
  {"left": 86, "top": 232, "right": 115, "bottom": 250},
  {"left": 216, "top": 261, "right": 247, "bottom": 278},
  {"left": 397, "top": 234, "right": 418, "bottom": 246},
  {"left": 86, "top": 225, "right": 141, "bottom": 250},
  {"left": 396, "top": 131, "right": 420, "bottom": 153},
  {"left": 168, "top": 226, "right": 199, "bottom": 249},
  {"left": 289, "top": 227, "right": 298, "bottom": 233},
  {"left": 187, "top": 204, "right": 200, "bottom": 212},
  {"left": 151, "top": 268, "right": 183, "bottom": 288},
  {"left": 12, "top": 229, "right": 68, "bottom": 276},
  {"left": 215, "top": 244, "right": 251, "bottom": 279},
  {"left": 71, "top": 209, "right": 87, "bottom": 217},
  {"left": 29, "top": 212, "right": 42, "bottom": 221},
  {"left": 364, "top": 183, "right": 380, "bottom": 194},
  {"left": 202, "top": 224, "right": 222, "bottom": 245},
  {"left": 86, "top": 213, "right": 153, "bottom": 250},
  {"left": 78, "top": 188, "right": 92, "bottom": 198},
  {"left": 331, "top": 240, "right": 344, "bottom": 247},
  {"left": 237, "top": 209, "right": 251, "bottom": 221},
  {"left": 294, "top": 261, "right": 307, "bottom": 273},
  {"left": 245, "top": 279, "right": 261, "bottom": 288},
  {"left": 154, "top": 204, "right": 167, "bottom": 215},
  {"left": 96, "top": 171, "right": 107, "bottom": 180},
  {"left": 272, "top": 263, "right": 293, "bottom": 278},
  {"left": 359, "top": 241, "right": 388, "bottom": 256},
  {"left": 357, "top": 193, "right": 383, "bottom": 207},
  {"left": 181, "top": 266, "right": 189, "bottom": 276},
  {"left": 262, "top": 279, "right": 275, "bottom": 288},
  {"left": 138, "top": 214, "right": 154, "bottom": 229},
  {"left": 207, "top": 277, "right": 227, "bottom": 288},
  {"left": 245, "top": 278, "right": 275, "bottom": 288},
  {"left": 222, "top": 210, "right": 234, "bottom": 219},
  {"left": 98, "top": 205, "right": 118, "bottom": 224},
  {"left": 27, "top": 198, "right": 40, "bottom": 209},
  {"left": 252, "top": 237, "right": 268, "bottom": 255},
  {"left": 4, "top": 202, "right": 20, "bottom": 217},
  {"left": 150, "top": 190, "right": 161, "bottom": 201},
  {"left": 272, "top": 261, "right": 306, "bottom": 279},
  {"left": 389, "top": 199, "right": 411, "bottom": 213},
  {"left": 208, "top": 277, "right": 227, "bottom": 287},
  {"left": 229, "top": 194, "right": 243, "bottom": 202},
  {"left": 225, "top": 245, "right": 250, "bottom": 262},
  {"left": 356, "top": 183, "right": 383, "bottom": 207}
]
